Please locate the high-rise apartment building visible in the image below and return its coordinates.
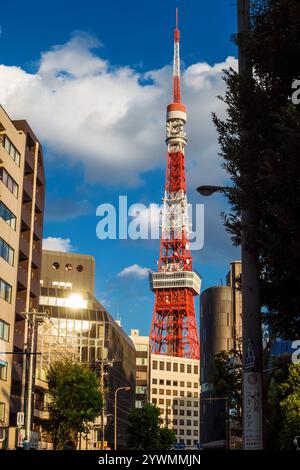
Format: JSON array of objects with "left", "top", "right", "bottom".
[
  {"left": 33, "top": 250, "right": 136, "bottom": 450},
  {"left": 200, "top": 261, "right": 242, "bottom": 449},
  {"left": 129, "top": 329, "right": 150, "bottom": 408},
  {"left": 0, "top": 106, "right": 45, "bottom": 449}
]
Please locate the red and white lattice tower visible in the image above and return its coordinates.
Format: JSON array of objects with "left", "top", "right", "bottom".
[{"left": 149, "top": 9, "right": 200, "bottom": 359}]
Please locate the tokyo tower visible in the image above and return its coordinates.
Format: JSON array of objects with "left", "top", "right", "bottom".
[{"left": 149, "top": 9, "right": 200, "bottom": 359}]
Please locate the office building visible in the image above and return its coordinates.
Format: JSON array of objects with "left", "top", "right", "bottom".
[
  {"left": 33, "top": 250, "right": 136, "bottom": 450},
  {"left": 149, "top": 355, "right": 200, "bottom": 448},
  {"left": 200, "top": 261, "right": 242, "bottom": 449},
  {"left": 129, "top": 329, "right": 150, "bottom": 408},
  {"left": 0, "top": 106, "right": 45, "bottom": 449}
]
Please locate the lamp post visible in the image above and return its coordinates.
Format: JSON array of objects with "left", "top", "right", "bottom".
[
  {"left": 114, "top": 386, "right": 131, "bottom": 451},
  {"left": 197, "top": 179, "right": 264, "bottom": 449}
]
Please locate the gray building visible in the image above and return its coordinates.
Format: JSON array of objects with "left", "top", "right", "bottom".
[{"left": 200, "top": 261, "right": 242, "bottom": 449}]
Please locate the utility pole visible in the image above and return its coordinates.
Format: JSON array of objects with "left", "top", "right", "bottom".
[
  {"left": 97, "top": 356, "right": 113, "bottom": 450},
  {"left": 23, "top": 310, "right": 48, "bottom": 450},
  {"left": 237, "top": 0, "right": 264, "bottom": 449}
]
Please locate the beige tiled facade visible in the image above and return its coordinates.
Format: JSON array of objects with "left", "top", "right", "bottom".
[
  {"left": 0, "top": 106, "right": 45, "bottom": 449},
  {"left": 150, "top": 354, "right": 200, "bottom": 448}
]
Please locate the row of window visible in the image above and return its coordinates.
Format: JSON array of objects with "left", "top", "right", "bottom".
[
  {"left": 174, "top": 429, "right": 198, "bottom": 437},
  {"left": 136, "top": 357, "right": 148, "bottom": 366},
  {"left": 0, "top": 361, "right": 8, "bottom": 380},
  {"left": 2, "top": 135, "right": 21, "bottom": 166},
  {"left": 0, "top": 201, "right": 16, "bottom": 230},
  {"left": 173, "top": 419, "right": 198, "bottom": 427},
  {"left": 152, "top": 389, "right": 198, "bottom": 398},
  {"left": 0, "top": 237, "right": 14, "bottom": 266},
  {"left": 0, "top": 319, "right": 9, "bottom": 341},
  {"left": 152, "top": 360, "right": 198, "bottom": 374},
  {"left": 0, "top": 279, "right": 12, "bottom": 304},
  {"left": 155, "top": 398, "right": 199, "bottom": 409},
  {"left": 152, "top": 378, "right": 198, "bottom": 388},
  {"left": 0, "top": 167, "right": 18, "bottom": 198}
]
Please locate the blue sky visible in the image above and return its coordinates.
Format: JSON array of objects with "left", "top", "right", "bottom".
[{"left": 0, "top": 0, "right": 239, "bottom": 335}]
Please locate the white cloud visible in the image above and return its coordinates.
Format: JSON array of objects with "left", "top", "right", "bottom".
[
  {"left": 42, "top": 237, "right": 73, "bottom": 252},
  {"left": 117, "top": 264, "right": 150, "bottom": 279},
  {"left": 0, "top": 32, "right": 237, "bottom": 186}
]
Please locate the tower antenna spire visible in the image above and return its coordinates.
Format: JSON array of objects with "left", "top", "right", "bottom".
[{"left": 173, "top": 7, "right": 181, "bottom": 103}]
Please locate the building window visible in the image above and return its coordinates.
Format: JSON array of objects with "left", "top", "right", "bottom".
[
  {"left": 159, "top": 389, "right": 164, "bottom": 395},
  {"left": 166, "top": 380, "right": 171, "bottom": 386},
  {"left": 186, "top": 410, "right": 191, "bottom": 416},
  {"left": 194, "top": 410, "right": 198, "bottom": 417},
  {"left": 187, "top": 364, "right": 192, "bottom": 373},
  {"left": 194, "top": 382, "right": 198, "bottom": 388},
  {"left": 159, "top": 361, "right": 164, "bottom": 371},
  {"left": 193, "top": 430, "right": 198, "bottom": 436},
  {"left": 76, "top": 264, "right": 84, "bottom": 272},
  {"left": 173, "top": 419, "right": 178, "bottom": 426},
  {"left": 3, "top": 135, "right": 21, "bottom": 166},
  {"left": 180, "top": 400, "right": 184, "bottom": 406},
  {"left": 187, "top": 381, "right": 192, "bottom": 388},
  {"left": 186, "top": 429, "right": 191, "bottom": 436},
  {"left": 179, "top": 410, "right": 184, "bottom": 416},
  {"left": 187, "top": 401, "right": 192, "bottom": 407},
  {"left": 65, "top": 263, "right": 73, "bottom": 271},
  {"left": 166, "top": 390, "right": 171, "bottom": 396},
  {"left": 0, "top": 168, "right": 18, "bottom": 198},
  {"left": 0, "top": 238, "right": 14, "bottom": 266},
  {"left": 152, "top": 378, "right": 157, "bottom": 384},
  {"left": 0, "top": 320, "right": 9, "bottom": 341},
  {"left": 153, "top": 360, "right": 158, "bottom": 370},
  {"left": 0, "top": 202, "right": 16, "bottom": 230},
  {"left": 173, "top": 390, "right": 178, "bottom": 396},
  {"left": 194, "top": 392, "right": 198, "bottom": 398},
  {"left": 179, "top": 419, "right": 184, "bottom": 426},
  {"left": 159, "top": 398, "right": 164, "bottom": 405},
  {"left": 180, "top": 391, "right": 184, "bottom": 397},
  {"left": 186, "top": 419, "right": 191, "bottom": 426},
  {"left": 173, "top": 400, "right": 178, "bottom": 405},
  {"left": 166, "top": 399, "right": 171, "bottom": 406},
  {"left": 136, "top": 357, "right": 148, "bottom": 366},
  {"left": 173, "top": 380, "right": 178, "bottom": 386},
  {"left": 136, "top": 386, "right": 147, "bottom": 395},
  {"left": 179, "top": 429, "right": 184, "bottom": 435},
  {"left": 194, "top": 365, "right": 199, "bottom": 375},
  {"left": 159, "top": 379, "right": 164, "bottom": 385},
  {"left": 0, "top": 403, "right": 5, "bottom": 422},
  {"left": 0, "top": 361, "right": 8, "bottom": 381},
  {"left": 152, "top": 388, "right": 157, "bottom": 395},
  {"left": 173, "top": 363, "right": 178, "bottom": 372},
  {"left": 180, "top": 363, "right": 185, "bottom": 373},
  {"left": 187, "top": 439, "right": 191, "bottom": 446},
  {"left": 166, "top": 362, "right": 171, "bottom": 371},
  {"left": 136, "top": 344, "right": 148, "bottom": 352},
  {"left": 194, "top": 420, "right": 198, "bottom": 427},
  {"left": 180, "top": 381, "right": 184, "bottom": 387},
  {"left": 0, "top": 280, "right": 12, "bottom": 304}
]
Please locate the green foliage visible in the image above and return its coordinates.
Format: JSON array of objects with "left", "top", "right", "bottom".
[
  {"left": 213, "top": 0, "right": 300, "bottom": 338},
  {"left": 46, "top": 359, "right": 102, "bottom": 449},
  {"left": 210, "top": 350, "right": 242, "bottom": 421},
  {"left": 267, "top": 363, "right": 300, "bottom": 449},
  {"left": 159, "top": 427, "right": 177, "bottom": 450},
  {"left": 128, "top": 403, "right": 176, "bottom": 450}
]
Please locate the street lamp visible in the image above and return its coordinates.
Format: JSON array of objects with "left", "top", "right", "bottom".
[
  {"left": 197, "top": 178, "right": 264, "bottom": 449},
  {"left": 114, "top": 386, "right": 131, "bottom": 451},
  {"left": 197, "top": 185, "right": 228, "bottom": 197}
]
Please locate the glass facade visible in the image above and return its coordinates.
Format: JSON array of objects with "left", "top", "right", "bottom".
[{"left": 36, "top": 288, "right": 136, "bottom": 449}]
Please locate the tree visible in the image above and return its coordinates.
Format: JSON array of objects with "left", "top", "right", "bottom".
[
  {"left": 46, "top": 359, "right": 102, "bottom": 449},
  {"left": 267, "top": 363, "right": 300, "bottom": 449},
  {"left": 159, "top": 427, "right": 177, "bottom": 450},
  {"left": 213, "top": 0, "right": 300, "bottom": 338},
  {"left": 210, "top": 348, "right": 242, "bottom": 424},
  {"left": 128, "top": 403, "right": 176, "bottom": 450}
]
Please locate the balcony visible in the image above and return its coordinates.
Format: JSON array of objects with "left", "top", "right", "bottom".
[
  {"left": 21, "top": 203, "right": 31, "bottom": 230},
  {"left": 34, "top": 399, "right": 50, "bottom": 421},
  {"left": 23, "top": 174, "right": 33, "bottom": 201},
  {"left": 17, "top": 264, "right": 28, "bottom": 290},
  {"left": 19, "top": 233, "right": 29, "bottom": 258},
  {"left": 24, "top": 148, "right": 34, "bottom": 174}
]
